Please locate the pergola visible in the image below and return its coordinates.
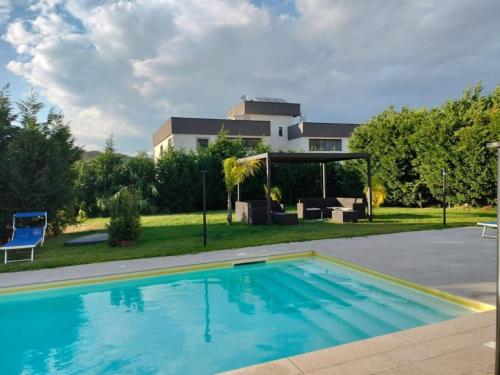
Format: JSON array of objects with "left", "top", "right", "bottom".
[{"left": 237, "top": 152, "right": 372, "bottom": 225}]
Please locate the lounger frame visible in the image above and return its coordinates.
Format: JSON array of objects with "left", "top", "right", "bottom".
[
  {"left": 1, "top": 212, "right": 47, "bottom": 264},
  {"left": 478, "top": 222, "right": 497, "bottom": 239}
]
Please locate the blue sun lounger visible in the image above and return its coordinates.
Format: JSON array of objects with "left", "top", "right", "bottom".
[
  {"left": 477, "top": 221, "right": 497, "bottom": 239},
  {"left": 0, "top": 212, "right": 47, "bottom": 264}
]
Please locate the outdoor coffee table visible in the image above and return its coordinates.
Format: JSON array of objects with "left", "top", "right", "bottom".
[{"left": 331, "top": 208, "right": 358, "bottom": 223}]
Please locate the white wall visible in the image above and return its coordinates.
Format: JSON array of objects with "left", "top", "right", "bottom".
[
  {"left": 171, "top": 134, "right": 218, "bottom": 152},
  {"left": 153, "top": 135, "right": 173, "bottom": 159},
  {"left": 287, "top": 137, "right": 351, "bottom": 152},
  {"left": 229, "top": 113, "right": 296, "bottom": 151}
]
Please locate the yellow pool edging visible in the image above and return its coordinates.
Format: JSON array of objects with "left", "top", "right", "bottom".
[
  {"left": 313, "top": 252, "right": 495, "bottom": 312},
  {"left": 0, "top": 251, "right": 314, "bottom": 296},
  {"left": 0, "top": 249, "right": 494, "bottom": 313}
]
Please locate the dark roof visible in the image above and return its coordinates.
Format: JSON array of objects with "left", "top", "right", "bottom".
[
  {"left": 238, "top": 152, "right": 370, "bottom": 164},
  {"left": 153, "top": 117, "right": 270, "bottom": 146},
  {"left": 288, "top": 122, "right": 359, "bottom": 140},
  {"left": 228, "top": 100, "right": 301, "bottom": 117}
]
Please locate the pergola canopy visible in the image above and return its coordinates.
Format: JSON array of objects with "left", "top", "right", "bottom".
[
  {"left": 237, "top": 152, "right": 373, "bottom": 225},
  {"left": 238, "top": 152, "right": 370, "bottom": 164}
]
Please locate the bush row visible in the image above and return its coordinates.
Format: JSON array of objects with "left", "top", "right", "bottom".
[
  {"left": 76, "top": 134, "right": 364, "bottom": 217},
  {"left": 349, "top": 83, "right": 500, "bottom": 206}
]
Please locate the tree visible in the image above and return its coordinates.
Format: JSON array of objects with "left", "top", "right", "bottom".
[
  {"left": 17, "top": 89, "right": 44, "bottom": 130},
  {"left": 95, "top": 135, "right": 123, "bottom": 201},
  {"left": 0, "top": 84, "right": 16, "bottom": 241},
  {"left": 349, "top": 83, "right": 500, "bottom": 207},
  {"left": 223, "top": 156, "right": 261, "bottom": 224},
  {"left": 0, "top": 93, "right": 82, "bottom": 235},
  {"left": 0, "top": 84, "right": 16, "bottom": 149},
  {"left": 122, "top": 153, "right": 158, "bottom": 213},
  {"left": 349, "top": 106, "right": 424, "bottom": 206},
  {"left": 155, "top": 150, "right": 198, "bottom": 213},
  {"left": 413, "top": 84, "right": 500, "bottom": 206}
]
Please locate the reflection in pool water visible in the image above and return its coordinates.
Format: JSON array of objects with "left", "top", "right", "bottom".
[{"left": 0, "top": 258, "right": 473, "bottom": 374}]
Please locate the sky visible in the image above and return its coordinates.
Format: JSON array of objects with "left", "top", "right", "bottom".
[{"left": 0, "top": 0, "right": 499, "bottom": 154}]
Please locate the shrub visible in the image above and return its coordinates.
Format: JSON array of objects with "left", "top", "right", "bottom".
[
  {"left": 107, "top": 188, "right": 142, "bottom": 246},
  {"left": 365, "top": 176, "right": 387, "bottom": 208}
]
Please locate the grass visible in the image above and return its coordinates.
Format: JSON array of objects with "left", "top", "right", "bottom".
[{"left": 0, "top": 206, "right": 495, "bottom": 273}]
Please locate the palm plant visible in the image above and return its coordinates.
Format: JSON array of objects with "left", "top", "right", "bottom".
[
  {"left": 264, "top": 185, "right": 283, "bottom": 204},
  {"left": 223, "top": 156, "right": 261, "bottom": 224}
]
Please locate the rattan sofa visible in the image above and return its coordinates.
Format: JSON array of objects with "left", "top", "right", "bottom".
[
  {"left": 297, "top": 197, "right": 366, "bottom": 220},
  {"left": 235, "top": 200, "right": 285, "bottom": 225}
]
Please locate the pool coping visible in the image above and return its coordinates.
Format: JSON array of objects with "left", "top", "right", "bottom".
[
  {"left": 0, "top": 250, "right": 494, "bottom": 314},
  {"left": 0, "top": 251, "right": 313, "bottom": 295}
]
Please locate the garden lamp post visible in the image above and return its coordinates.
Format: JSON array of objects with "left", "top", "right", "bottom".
[
  {"left": 442, "top": 168, "right": 447, "bottom": 226},
  {"left": 487, "top": 141, "right": 500, "bottom": 375},
  {"left": 201, "top": 170, "right": 207, "bottom": 247}
]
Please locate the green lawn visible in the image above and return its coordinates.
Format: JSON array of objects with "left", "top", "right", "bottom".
[{"left": 0, "top": 207, "right": 495, "bottom": 273}]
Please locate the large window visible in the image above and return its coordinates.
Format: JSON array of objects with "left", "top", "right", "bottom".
[
  {"left": 197, "top": 138, "right": 209, "bottom": 150},
  {"left": 241, "top": 138, "right": 261, "bottom": 150},
  {"left": 309, "top": 139, "right": 342, "bottom": 152},
  {"left": 228, "top": 137, "right": 261, "bottom": 150}
]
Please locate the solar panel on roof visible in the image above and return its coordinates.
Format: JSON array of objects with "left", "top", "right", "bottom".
[{"left": 254, "top": 97, "right": 287, "bottom": 103}]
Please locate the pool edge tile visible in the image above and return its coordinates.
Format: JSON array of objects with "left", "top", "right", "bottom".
[
  {"left": 218, "top": 358, "right": 303, "bottom": 375},
  {"left": 0, "top": 251, "right": 315, "bottom": 295}
]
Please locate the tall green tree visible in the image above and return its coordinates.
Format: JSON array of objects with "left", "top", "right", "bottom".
[
  {"left": 0, "top": 91, "right": 82, "bottom": 235},
  {"left": 350, "top": 83, "right": 500, "bottom": 207},
  {"left": 0, "top": 84, "right": 16, "bottom": 240},
  {"left": 121, "top": 153, "right": 158, "bottom": 213},
  {"left": 156, "top": 150, "right": 199, "bottom": 213}
]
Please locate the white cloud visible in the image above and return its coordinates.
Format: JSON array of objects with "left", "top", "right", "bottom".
[
  {"left": 3, "top": 0, "right": 500, "bottom": 153},
  {"left": 0, "top": 0, "right": 10, "bottom": 24}
]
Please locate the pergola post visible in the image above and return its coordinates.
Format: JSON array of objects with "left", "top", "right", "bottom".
[
  {"left": 237, "top": 183, "right": 240, "bottom": 201},
  {"left": 321, "top": 163, "right": 327, "bottom": 198},
  {"left": 367, "top": 156, "right": 373, "bottom": 221},
  {"left": 266, "top": 153, "right": 272, "bottom": 225}
]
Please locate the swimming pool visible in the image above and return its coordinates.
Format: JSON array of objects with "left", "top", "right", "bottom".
[{"left": 0, "top": 256, "right": 480, "bottom": 374}]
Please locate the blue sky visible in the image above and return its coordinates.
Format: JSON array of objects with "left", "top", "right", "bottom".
[{"left": 0, "top": 0, "right": 499, "bottom": 154}]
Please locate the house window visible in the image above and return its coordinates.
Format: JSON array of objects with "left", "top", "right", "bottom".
[
  {"left": 278, "top": 126, "right": 283, "bottom": 137},
  {"left": 197, "top": 138, "right": 209, "bottom": 150},
  {"left": 241, "top": 138, "right": 261, "bottom": 150},
  {"left": 160, "top": 145, "right": 164, "bottom": 155},
  {"left": 167, "top": 138, "right": 173, "bottom": 150},
  {"left": 228, "top": 137, "right": 261, "bottom": 150},
  {"left": 309, "top": 139, "right": 342, "bottom": 151}
]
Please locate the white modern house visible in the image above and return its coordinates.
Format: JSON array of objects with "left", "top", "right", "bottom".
[{"left": 153, "top": 97, "right": 359, "bottom": 159}]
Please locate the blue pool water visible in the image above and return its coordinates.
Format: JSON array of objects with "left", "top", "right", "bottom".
[{"left": 0, "top": 258, "right": 473, "bottom": 374}]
